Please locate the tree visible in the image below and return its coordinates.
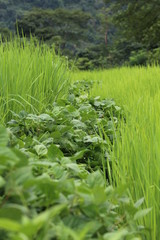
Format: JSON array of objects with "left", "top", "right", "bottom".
[
  {"left": 104, "top": 0, "right": 160, "bottom": 49},
  {"left": 0, "top": 27, "right": 12, "bottom": 41},
  {"left": 16, "top": 8, "right": 92, "bottom": 57}
]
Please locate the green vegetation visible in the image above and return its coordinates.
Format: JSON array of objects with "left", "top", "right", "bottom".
[
  {"left": 16, "top": 8, "right": 107, "bottom": 70},
  {"left": 0, "top": 0, "right": 105, "bottom": 31},
  {"left": 1, "top": 1, "right": 160, "bottom": 238},
  {"left": 1, "top": 0, "right": 160, "bottom": 68},
  {"left": 7, "top": 80, "right": 122, "bottom": 176},
  {"left": 72, "top": 66, "right": 160, "bottom": 239},
  {"left": 104, "top": 0, "right": 160, "bottom": 66},
  {"left": 0, "top": 78, "right": 147, "bottom": 239},
  {"left": 0, "top": 122, "right": 145, "bottom": 239},
  {"left": 0, "top": 0, "right": 107, "bottom": 70},
  {"left": 17, "top": 9, "right": 91, "bottom": 56},
  {"left": 104, "top": 0, "right": 160, "bottom": 48},
  {"left": 0, "top": 39, "right": 153, "bottom": 239},
  {"left": 0, "top": 38, "right": 69, "bottom": 123}
]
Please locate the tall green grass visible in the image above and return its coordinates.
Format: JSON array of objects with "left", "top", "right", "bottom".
[
  {"left": 2, "top": 37, "right": 160, "bottom": 238},
  {"left": 0, "top": 37, "right": 69, "bottom": 122},
  {"left": 72, "top": 66, "right": 160, "bottom": 240}
]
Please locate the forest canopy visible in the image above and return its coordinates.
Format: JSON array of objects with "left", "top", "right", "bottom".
[{"left": 0, "top": 0, "right": 160, "bottom": 68}]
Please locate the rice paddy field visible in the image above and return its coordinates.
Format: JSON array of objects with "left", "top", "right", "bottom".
[
  {"left": 0, "top": 40, "right": 160, "bottom": 239},
  {"left": 0, "top": 38, "right": 69, "bottom": 123},
  {"left": 73, "top": 67, "right": 160, "bottom": 239}
]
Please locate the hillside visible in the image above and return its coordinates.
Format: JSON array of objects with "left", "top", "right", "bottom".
[
  {"left": 0, "top": 0, "right": 109, "bottom": 70},
  {"left": 1, "top": 1, "right": 159, "bottom": 69},
  {"left": 0, "top": 0, "right": 105, "bottom": 30}
]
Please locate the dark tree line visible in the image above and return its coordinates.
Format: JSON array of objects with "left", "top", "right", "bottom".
[
  {"left": 1, "top": 0, "right": 160, "bottom": 68},
  {"left": 0, "top": 0, "right": 108, "bottom": 70},
  {"left": 104, "top": 0, "right": 160, "bottom": 66}
]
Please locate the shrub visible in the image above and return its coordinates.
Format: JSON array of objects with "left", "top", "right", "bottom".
[{"left": 129, "top": 50, "right": 148, "bottom": 66}]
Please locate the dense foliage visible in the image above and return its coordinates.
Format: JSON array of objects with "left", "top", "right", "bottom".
[
  {"left": 17, "top": 9, "right": 91, "bottom": 57},
  {"left": 104, "top": 0, "right": 160, "bottom": 48},
  {"left": 0, "top": 38, "right": 69, "bottom": 123},
  {"left": 0, "top": 81, "right": 149, "bottom": 239},
  {"left": 7, "top": 81, "right": 122, "bottom": 175},
  {"left": 74, "top": 67, "right": 160, "bottom": 240},
  {"left": 104, "top": 0, "right": 160, "bottom": 66},
  {"left": 1, "top": 0, "right": 160, "bottom": 68},
  {"left": 0, "top": 0, "right": 108, "bottom": 70}
]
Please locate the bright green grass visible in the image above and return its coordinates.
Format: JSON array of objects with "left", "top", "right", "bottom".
[
  {"left": 72, "top": 66, "right": 160, "bottom": 240},
  {"left": 0, "top": 38, "right": 69, "bottom": 122},
  {"left": 1, "top": 38, "right": 160, "bottom": 239}
]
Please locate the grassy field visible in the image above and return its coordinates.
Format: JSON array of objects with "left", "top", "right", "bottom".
[
  {"left": 1, "top": 39, "right": 160, "bottom": 239},
  {"left": 72, "top": 66, "right": 160, "bottom": 239}
]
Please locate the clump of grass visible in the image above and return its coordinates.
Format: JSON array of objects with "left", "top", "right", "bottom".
[{"left": 0, "top": 37, "right": 70, "bottom": 123}]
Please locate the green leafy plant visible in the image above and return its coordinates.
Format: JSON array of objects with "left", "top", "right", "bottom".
[
  {"left": 0, "top": 124, "right": 149, "bottom": 240},
  {"left": 7, "top": 81, "right": 122, "bottom": 175},
  {"left": 0, "top": 81, "right": 151, "bottom": 239}
]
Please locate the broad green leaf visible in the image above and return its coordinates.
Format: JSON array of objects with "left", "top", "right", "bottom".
[
  {"left": 33, "top": 161, "right": 64, "bottom": 179},
  {"left": 33, "top": 204, "right": 66, "bottom": 225},
  {"left": 42, "top": 137, "right": 53, "bottom": 146},
  {"left": 83, "top": 135, "right": 102, "bottom": 143},
  {"left": 115, "top": 106, "right": 121, "bottom": 111},
  {"left": 56, "top": 125, "right": 72, "bottom": 133},
  {"left": 63, "top": 214, "right": 88, "bottom": 229},
  {"left": 86, "top": 171, "right": 105, "bottom": 188},
  {"left": 34, "top": 144, "right": 47, "bottom": 157},
  {"left": 38, "top": 113, "right": 54, "bottom": 121},
  {"left": 0, "top": 176, "right": 5, "bottom": 188},
  {"left": 0, "top": 147, "right": 19, "bottom": 166},
  {"left": 58, "top": 178, "right": 75, "bottom": 194},
  {"left": 93, "top": 187, "right": 107, "bottom": 205},
  {"left": 0, "top": 205, "right": 28, "bottom": 221},
  {"left": 47, "top": 144, "right": 64, "bottom": 160},
  {"left": 12, "top": 233, "right": 30, "bottom": 240},
  {"left": 94, "top": 100, "right": 101, "bottom": 107},
  {"left": 26, "top": 114, "right": 39, "bottom": 121},
  {"left": 12, "top": 148, "right": 28, "bottom": 167},
  {"left": 55, "top": 224, "right": 79, "bottom": 240},
  {"left": 66, "top": 163, "right": 81, "bottom": 173},
  {"left": 24, "top": 173, "right": 59, "bottom": 201},
  {"left": 19, "top": 111, "right": 28, "bottom": 119},
  {"left": 21, "top": 205, "right": 66, "bottom": 237},
  {"left": 0, "top": 219, "right": 21, "bottom": 231},
  {"left": 76, "top": 184, "right": 94, "bottom": 205},
  {"left": 70, "top": 149, "right": 88, "bottom": 161},
  {"left": 71, "top": 119, "right": 87, "bottom": 129},
  {"left": 31, "top": 161, "right": 58, "bottom": 168},
  {"left": 134, "top": 208, "right": 152, "bottom": 220},
  {"left": 103, "top": 228, "right": 128, "bottom": 240},
  {"left": 51, "top": 131, "right": 61, "bottom": 139},
  {"left": 7, "top": 166, "right": 32, "bottom": 186},
  {"left": 134, "top": 197, "right": 144, "bottom": 208},
  {"left": 78, "top": 222, "right": 100, "bottom": 240}
]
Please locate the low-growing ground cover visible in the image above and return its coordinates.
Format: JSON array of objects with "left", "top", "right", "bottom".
[
  {"left": 72, "top": 66, "right": 160, "bottom": 240},
  {"left": 0, "top": 81, "right": 148, "bottom": 240}
]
